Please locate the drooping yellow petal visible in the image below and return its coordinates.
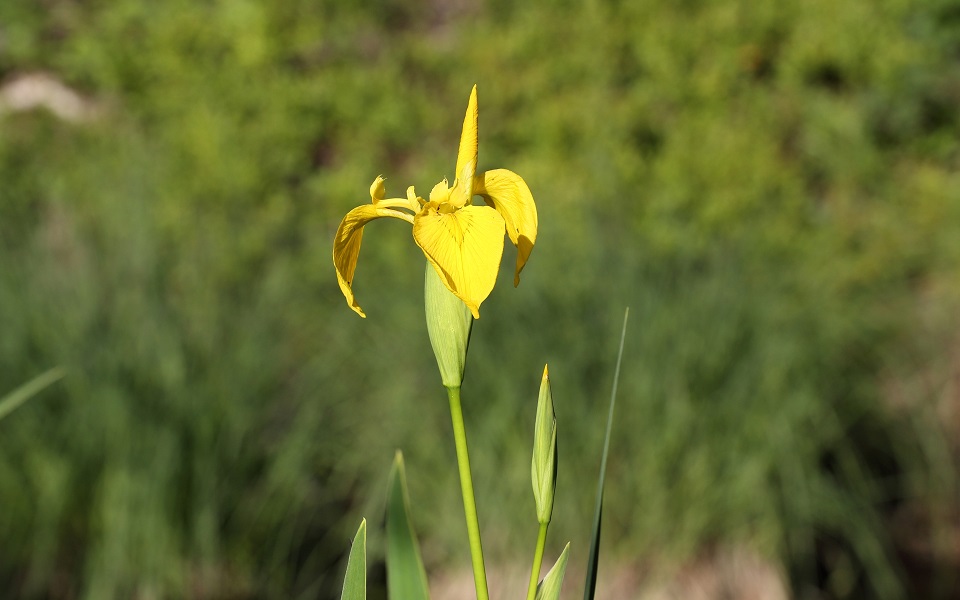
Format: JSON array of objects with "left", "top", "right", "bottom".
[
  {"left": 452, "top": 85, "right": 479, "bottom": 207},
  {"left": 473, "top": 169, "right": 538, "bottom": 286},
  {"left": 412, "top": 204, "right": 505, "bottom": 319},
  {"left": 333, "top": 204, "right": 415, "bottom": 318}
]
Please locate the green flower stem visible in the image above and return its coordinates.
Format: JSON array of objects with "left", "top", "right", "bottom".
[
  {"left": 525, "top": 522, "right": 549, "bottom": 600},
  {"left": 446, "top": 386, "right": 489, "bottom": 600}
]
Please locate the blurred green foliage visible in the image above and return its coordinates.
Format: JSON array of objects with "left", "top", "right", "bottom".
[{"left": 2, "top": 0, "right": 960, "bottom": 598}]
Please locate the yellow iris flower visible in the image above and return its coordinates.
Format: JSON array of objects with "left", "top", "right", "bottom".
[{"left": 333, "top": 85, "right": 538, "bottom": 319}]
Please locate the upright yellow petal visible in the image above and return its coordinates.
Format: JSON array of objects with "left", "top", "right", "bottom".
[
  {"left": 430, "top": 179, "right": 451, "bottom": 205},
  {"left": 370, "top": 175, "right": 386, "bottom": 202},
  {"left": 371, "top": 176, "right": 420, "bottom": 212},
  {"left": 473, "top": 169, "right": 538, "bottom": 286},
  {"left": 453, "top": 85, "right": 479, "bottom": 205},
  {"left": 412, "top": 204, "right": 505, "bottom": 319},
  {"left": 407, "top": 185, "right": 423, "bottom": 207},
  {"left": 333, "top": 204, "right": 414, "bottom": 318}
]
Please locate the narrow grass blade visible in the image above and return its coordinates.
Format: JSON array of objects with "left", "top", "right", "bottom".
[
  {"left": 583, "top": 308, "right": 629, "bottom": 600},
  {"left": 0, "top": 367, "right": 66, "bottom": 422},
  {"left": 536, "top": 542, "right": 571, "bottom": 600},
  {"left": 387, "top": 451, "right": 430, "bottom": 600},
  {"left": 340, "top": 519, "right": 367, "bottom": 600}
]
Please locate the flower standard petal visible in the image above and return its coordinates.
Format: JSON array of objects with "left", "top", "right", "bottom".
[
  {"left": 413, "top": 204, "right": 505, "bottom": 319},
  {"left": 452, "top": 85, "right": 479, "bottom": 207},
  {"left": 370, "top": 175, "right": 386, "bottom": 202},
  {"left": 430, "top": 179, "right": 451, "bottom": 204},
  {"left": 333, "top": 204, "right": 414, "bottom": 318},
  {"left": 371, "top": 176, "right": 420, "bottom": 212},
  {"left": 407, "top": 186, "right": 424, "bottom": 208},
  {"left": 473, "top": 169, "right": 538, "bottom": 286}
]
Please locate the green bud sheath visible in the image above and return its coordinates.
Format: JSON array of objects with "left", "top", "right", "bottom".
[
  {"left": 425, "top": 262, "right": 474, "bottom": 388},
  {"left": 532, "top": 365, "right": 558, "bottom": 524}
]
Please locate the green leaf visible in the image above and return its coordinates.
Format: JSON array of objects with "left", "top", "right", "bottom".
[
  {"left": 387, "top": 451, "right": 430, "bottom": 600},
  {"left": 535, "top": 542, "right": 571, "bottom": 600},
  {"left": 583, "top": 308, "right": 629, "bottom": 600},
  {"left": 340, "top": 519, "right": 367, "bottom": 600},
  {"left": 0, "top": 367, "right": 66, "bottom": 423}
]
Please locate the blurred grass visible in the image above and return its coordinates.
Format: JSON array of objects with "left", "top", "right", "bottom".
[
  {"left": 1, "top": 0, "right": 960, "bottom": 598},
  {"left": 0, "top": 367, "right": 64, "bottom": 422}
]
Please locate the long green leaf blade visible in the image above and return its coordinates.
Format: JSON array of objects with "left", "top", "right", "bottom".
[
  {"left": 340, "top": 519, "right": 367, "bottom": 600},
  {"left": 0, "top": 367, "right": 66, "bottom": 422},
  {"left": 387, "top": 451, "right": 430, "bottom": 600},
  {"left": 583, "top": 308, "right": 629, "bottom": 600},
  {"left": 536, "top": 542, "right": 571, "bottom": 600}
]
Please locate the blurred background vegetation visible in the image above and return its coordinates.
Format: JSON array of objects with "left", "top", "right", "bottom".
[{"left": 2, "top": 0, "right": 960, "bottom": 598}]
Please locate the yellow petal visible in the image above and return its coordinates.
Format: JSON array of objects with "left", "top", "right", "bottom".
[
  {"left": 371, "top": 176, "right": 419, "bottom": 212},
  {"left": 333, "top": 204, "right": 414, "bottom": 317},
  {"left": 473, "top": 169, "right": 538, "bottom": 286},
  {"left": 407, "top": 185, "right": 424, "bottom": 207},
  {"left": 453, "top": 85, "right": 479, "bottom": 204},
  {"left": 429, "top": 179, "right": 451, "bottom": 205},
  {"left": 370, "top": 175, "right": 386, "bottom": 202},
  {"left": 413, "top": 204, "right": 505, "bottom": 319}
]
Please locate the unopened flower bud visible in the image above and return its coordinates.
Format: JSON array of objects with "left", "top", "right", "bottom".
[{"left": 531, "top": 365, "right": 557, "bottom": 524}]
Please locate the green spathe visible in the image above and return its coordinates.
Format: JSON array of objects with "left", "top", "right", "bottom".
[
  {"left": 531, "top": 365, "right": 557, "bottom": 524},
  {"left": 425, "top": 262, "right": 474, "bottom": 388}
]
